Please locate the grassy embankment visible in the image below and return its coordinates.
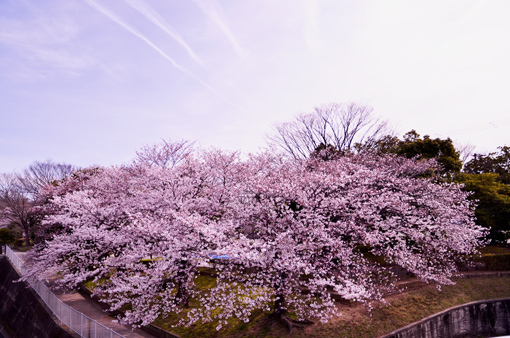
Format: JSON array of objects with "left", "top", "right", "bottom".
[{"left": 82, "top": 246, "right": 510, "bottom": 338}]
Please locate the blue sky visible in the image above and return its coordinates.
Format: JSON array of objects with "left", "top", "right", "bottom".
[{"left": 1, "top": 0, "right": 510, "bottom": 173}]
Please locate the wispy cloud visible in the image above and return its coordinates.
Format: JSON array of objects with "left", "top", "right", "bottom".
[
  {"left": 192, "top": 0, "right": 245, "bottom": 59},
  {"left": 123, "top": 0, "right": 206, "bottom": 68},
  {"left": 84, "top": 0, "right": 248, "bottom": 112},
  {"left": 0, "top": 14, "right": 93, "bottom": 80},
  {"left": 84, "top": 0, "right": 189, "bottom": 72},
  {"left": 123, "top": 0, "right": 257, "bottom": 112}
]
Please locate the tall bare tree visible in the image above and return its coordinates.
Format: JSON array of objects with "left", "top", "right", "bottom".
[
  {"left": 135, "top": 139, "right": 195, "bottom": 168},
  {"left": 0, "top": 173, "right": 34, "bottom": 246},
  {"left": 21, "top": 160, "right": 76, "bottom": 195},
  {"left": 456, "top": 142, "right": 476, "bottom": 166},
  {"left": 0, "top": 160, "right": 77, "bottom": 246},
  {"left": 267, "top": 102, "right": 388, "bottom": 159}
]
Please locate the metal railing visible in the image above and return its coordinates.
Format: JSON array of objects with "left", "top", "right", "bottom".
[{"left": 4, "top": 245, "right": 125, "bottom": 338}]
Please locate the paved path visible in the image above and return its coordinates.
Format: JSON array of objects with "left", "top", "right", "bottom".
[{"left": 13, "top": 250, "right": 156, "bottom": 338}]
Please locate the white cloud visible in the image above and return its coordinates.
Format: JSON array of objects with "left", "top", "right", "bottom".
[
  {"left": 84, "top": 0, "right": 249, "bottom": 113},
  {"left": 124, "top": 0, "right": 206, "bottom": 67},
  {"left": 0, "top": 15, "right": 93, "bottom": 79},
  {"left": 192, "top": 0, "right": 246, "bottom": 59}
]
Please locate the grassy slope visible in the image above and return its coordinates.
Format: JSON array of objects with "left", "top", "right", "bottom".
[
  {"left": 76, "top": 247, "right": 510, "bottom": 338},
  {"left": 152, "top": 275, "right": 510, "bottom": 338},
  {"left": 295, "top": 276, "right": 510, "bottom": 338}
]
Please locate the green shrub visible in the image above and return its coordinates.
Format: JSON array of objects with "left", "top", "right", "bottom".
[{"left": 0, "top": 228, "right": 15, "bottom": 245}]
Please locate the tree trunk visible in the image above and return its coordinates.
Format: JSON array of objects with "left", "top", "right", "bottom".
[
  {"left": 267, "top": 272, "right": 312, "bottom": 334},
  {"left": 23, "top": 223, "right": 31, "bottom": 247},
  {"left": 272, "top": 271, "right": 288, "bottom": 315},
  {"left": 175, "top": 259, "right": 190, "bottom": 307},
  {"left": 273, "top": 293, "right": 287, "bottom": 317}
]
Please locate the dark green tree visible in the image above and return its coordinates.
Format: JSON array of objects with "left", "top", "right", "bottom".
[
  {"left": 364, "top": 135, "right": 400, "bottom": 154},
  {"left": 371, "top": 130, "right": 462, "bottom": 179},
  {"left": 459, "top": 146, "right": 510, "bottom": 244},
  {"left": 455, "top": 173, "right": 510, "bottom": 244},
  {"left": 464, "top": 146, "right": 510, "bottom": 184},
  {"left": 0, "top": 227, "right": 16, "bottom": 245},
  {"left": 395, "top": 130, "right": 462, "bottom": 176},
  {"left": 310, "top": 143, "right": 341, "bottom": 161}
]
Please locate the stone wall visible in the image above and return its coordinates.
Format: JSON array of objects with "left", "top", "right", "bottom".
[
  {"left": 381, "top": 298, "right": 510, "bottom": 338},
  {"left": 0, "top": 256, "right": 75, "bottom": 338}
]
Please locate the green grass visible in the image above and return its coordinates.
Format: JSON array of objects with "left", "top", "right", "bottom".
[
  {"left": 80, "top": 247, "right": 510, "bottom": 338},
  {"left": 479, "top": 246, "right": 510, "bottom": 255},
  {"left": 153, "top": 305, "right": 271, "bottom": 338},
  {"left": 474, "top": 246, "right": 510, "bottom": 270},
  {"left": 290, "top": 276, "right": 510, "bottom": 338},
  {"left": 147, "top": 275, "right": 510, "bottom": 338}
]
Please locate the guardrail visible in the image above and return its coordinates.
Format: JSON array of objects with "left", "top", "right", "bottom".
[{"left": 4, "top": 246, "right": 126, "bottom": 338}]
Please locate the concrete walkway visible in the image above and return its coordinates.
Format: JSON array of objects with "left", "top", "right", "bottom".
[{"left": 13, "top": 250, "right": 156, "bottom": 338}]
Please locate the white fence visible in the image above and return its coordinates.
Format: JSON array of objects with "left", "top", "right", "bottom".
[{"left": 3, "top": 245, "right": 125, "bottom": 338}]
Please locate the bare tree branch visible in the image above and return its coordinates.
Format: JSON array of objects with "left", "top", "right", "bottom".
[
  {"left": 21, "top": 160, "right": 77, "bottom": 195},
  {"left": 456, "top": 142, "right": 476, "bottom": 166},
  {"left": 267, "top": 102, "right": 388, "bottom": 159},
  {"left": 135, "top": 139, "right": 196, "bottom": 168},
  {"left": 0, "top": 160, "right": 76, "bottom": 245},
  {"left": 0, "top": 173, "right": 33, "bottom": 245}
]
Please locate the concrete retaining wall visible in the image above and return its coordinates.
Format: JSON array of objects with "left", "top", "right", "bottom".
[
  {"left": 381, "top": 298, "right": 510, "bottom": 338},
  {"left": 0, "top": 256, "right": 75, "bottom": 338}
]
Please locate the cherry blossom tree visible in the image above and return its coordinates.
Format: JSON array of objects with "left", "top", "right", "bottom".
[
  {"left": 190, "top": 153, "right": 485, "bottom": 332},
  {"left": 25, "top": 149, "right": 485, "bottom": 332},
  {"left": 26, "top": 149, "right": 245, "bottom": 327},
  {"left": 32, "top": 167, "right": 104, "bottom": 242}
]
